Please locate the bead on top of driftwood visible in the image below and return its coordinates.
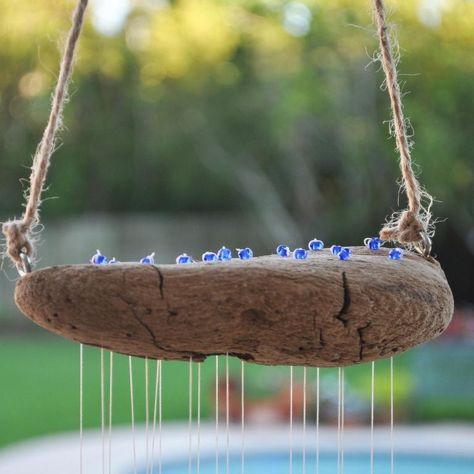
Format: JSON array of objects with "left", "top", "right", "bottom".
[{"left": 14, "top": 246, "right": 453, "bottom": 368}]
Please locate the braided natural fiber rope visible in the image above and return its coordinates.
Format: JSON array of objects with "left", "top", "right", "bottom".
[
  {"left": 373, "top": 0, "right": 433, "bottom": 247},
  {"left": 2, "top": 0, "right": 89, "bottom": 270},
  {"left": 2, "top": 0, "right": 434, "bottom": 272}
]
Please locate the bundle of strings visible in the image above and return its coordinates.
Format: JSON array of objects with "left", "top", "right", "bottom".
[{"left": 2, "top": 0, "right": 435, "bottom": 273}]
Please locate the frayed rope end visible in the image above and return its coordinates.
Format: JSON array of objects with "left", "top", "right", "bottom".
[{"left": 2, "top": 220, "right": 34, "bottom": 270}]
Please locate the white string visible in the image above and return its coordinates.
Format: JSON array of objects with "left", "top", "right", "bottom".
[
  {"left": 188, "top": 357, "right": 193, "bottom": 474},
  {"left": 145, "top": 358, "right": 150, "bottom": 474},
  {"left": 100, "top": 348, "right": 106, "bottom": 474},
  {"left": 316, "top": 368, "right": 320, "bottom": 474},
  {"left": 302, "top": 367, "right": 307, "bottom": 474},
  {"left": 337, "top": 367, "right": 341, "bottom": 474},
  {"left": 370, "top": 362, "right": 375, "bottom": 474},
  {"left": 341, "top": 367, "right": 345, "bottom": 474},
  {"left": 215, "top": 356, "right": 219, "bottom": 474},
  {"left": 390, "top": 357, "right": 394, "bottom": 474},
  {"left": 129, "top": 356, "right": 137, "bottom": 474},
  {"left": 159, "top": 360, "right": 163, "bottom": 474},
  {"left": 79, "top": 344, "right": 84, "bottom": 474},
  {"left": 226, "top": 353, "right": 230, "bottom": 474},
  {"left": 156, "top": 360, "right": 163, "bottom": 474},
  {"left": 150, "top": 360, "right": 159, "bottom": 474},
  {"left": 197, "top": 363, "right": 202, "bottom": 474},
  {"left": 289, "top": 366, "right": 293, "bottom": 474},
  {"left": 108, "top": 352, "right": 114, "bottom": 474},
  {"left": 241, "top": 360, "right": 245, "bottom": 474}
]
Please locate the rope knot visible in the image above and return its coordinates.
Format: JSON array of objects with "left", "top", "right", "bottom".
[
  {"left": 379, "top": 210, "right": 424, "bottom": 244},
  {"left": 2, "top": 220, "right": 33, "bottom": 268}
]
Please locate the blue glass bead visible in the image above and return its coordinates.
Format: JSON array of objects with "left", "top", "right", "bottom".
[
  {"left": 217, "top": 246, "right": 232, "bottom": 261},
  {"left": 365, "top": 237, "right": 382, "bottom": 251},
  {"left": 308, "top": 239, "right": 324, "bottom": 251},
  {"left": 338, "top": 247, "right": 352, "bottom": 261},
  {"left": 237, "top": 248, "right": 253, "bottom": 260},
  {"left": 202, "top": 251, "right": 218, "bottom": 262},
  {"left": 176, "top": 253, "right": 192, "bottom": 264},
  {"left": 276, "top": 244, "right": 290, "bottom": 257},
  {"left": 331, "top": 245, "right": 342, "bottom": 256},
  {"left": 389, "top": 248, "right": 404, "bottom": 260},
  {"left": 140, "top": 252, "right": 155, "bottom": 264},
  {"left": 293, "top": 248, "right": 308, "bottom": 260},
  {"left": 91, "top": 250, "right": 108, "bottom": 265}
]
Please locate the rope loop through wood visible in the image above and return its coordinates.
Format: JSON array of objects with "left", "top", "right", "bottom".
[{"left": 379, "top": 210, "right": 424, "bottom": 244}]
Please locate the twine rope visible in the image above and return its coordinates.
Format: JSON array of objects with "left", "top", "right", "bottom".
[
  {"left": 373, "top": 0, "right": 433, "bottom": 246},
  {"left": 2, "top": 0, "right": 433, "bottom": 270},
  {"left": 2, "top": 0, "right": 88, "bottom": 270}
]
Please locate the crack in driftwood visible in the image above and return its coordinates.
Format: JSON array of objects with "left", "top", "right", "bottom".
[
  {"left": 129, "top": 305, "right": 205, "bottom": 361},
  {"left": 335, "top": 271, "right": 351, "bottom": 327},
  {"left": 153, "top": 265, "right": 165, "bottom": 300},
  {"left": 119, "top": 268, "right": 205, "bottom": 360},
  {"left": 152, "top": 266, "right": 180, "bottom": 319},
  {"left": 356, "top": 323, "right": 371, "bottom": 361}
]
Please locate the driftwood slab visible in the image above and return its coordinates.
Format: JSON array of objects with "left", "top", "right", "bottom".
[{"left": 15, "top": 247, "right": 453, "bottom": 367}]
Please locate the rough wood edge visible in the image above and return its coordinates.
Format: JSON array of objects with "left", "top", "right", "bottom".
[{"left": 14, "top": 247, "right": 454, "bottom": 367}]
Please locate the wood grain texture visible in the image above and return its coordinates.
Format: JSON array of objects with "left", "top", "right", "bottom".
[{"left": 14, "top": 247, "right": 453, "bottom": 367}]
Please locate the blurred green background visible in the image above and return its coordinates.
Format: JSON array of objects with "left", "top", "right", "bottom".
[{"left": 0, "top": 0, "right": 473, "bottom": 449}]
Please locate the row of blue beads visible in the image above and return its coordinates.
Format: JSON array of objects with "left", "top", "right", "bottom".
[
  {"left": 91, "top": 250, "right": 124, "bottom": 265},
  {"left": 198, "top": 246, "right": 253, "bottom": 263},
  {"left": 91, "top": 250, "right": 156, "bottom": 265},
  {"left": 276, "top": 238, "right": 325, "bottom": 260},
  {"left": 330, "top": 245, "right": 352, "bottom": 261},
  {"left": 92, "top": 237, "right": 405, "bottom": 266},
  {"left": 276, "top": 246, "right": 308, "bottom": 260},
  {"left": 364, "top": 237, "right": 404, "bottom": 260}
]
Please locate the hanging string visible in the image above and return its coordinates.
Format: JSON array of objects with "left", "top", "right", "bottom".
[
  {"left": 337, "top": 368, "right": 341, "bottom": 474},
  {"left": 188, "top": 357, "right": 194, "bottom": 474},
  {"left": 302, "top": 367, "right": 307, "bottom": 474},
  {"left": 159, "top": 360, "right": 163, "bottom": 474},
  {"left": 341, "top": 368, "right": 345, "bottom": 474},
  {"left": 197, "top": 363, "right": 202, "bottom": 474},
  {"left": 370, "top": 362, "right": 375, "bottom": 474},
  {"left": 372, "top": 0, "right": 433, "bottom": 250},
  {"left": 241, "top": 361, "right": 245, "bottom": 474},
  {"left": 150, "top": 360, "right": 163, "bottom": 474},
  {"left": 129, "top": 356, "right": 137, "bottom": 474},
  {"left": 108, "top": 352, "right": 114, "bottom": 474},
  {"left": 215, "top": 356, "right": 220, "bottom": 474},
  {"left": 390, "top": 357, "right": 394, "bottom": 474},
  {"left": 145, "top": 358, "right": 150, "bottom": 474},
  {"left": 2, "top": 0, "right": 89, "bottom": 271},
  {"left": 289, "top": 366, "right": 293, "bottom": 474},
  {"left": 315, "top": 368, "right": 320, "bottom": 474},
  {"left": 225, "top": 354, "right": 230, "bottom": 474},
  {"left": 79, "top": 344, "right": 84, "bottom": 474},
  {"left": 100, "top": 349, "right": 106, "bottom": 474}
]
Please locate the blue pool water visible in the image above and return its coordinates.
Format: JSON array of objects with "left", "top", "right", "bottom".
[{"left": 143, "top": 452, "right": 474, "bottom": 474}]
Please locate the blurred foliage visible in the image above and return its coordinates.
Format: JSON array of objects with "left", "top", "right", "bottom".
[{"left": 0, "top": 0, "right": 473, "bottom": 298}]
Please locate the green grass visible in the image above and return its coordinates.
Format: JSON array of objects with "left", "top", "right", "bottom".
[{"left": 0, "top": 336, "right": 415, "bottom": 448}]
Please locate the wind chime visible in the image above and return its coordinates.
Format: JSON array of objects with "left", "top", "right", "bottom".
[{"left": 2, "top": 0, "right": 453, "bottom": 473}]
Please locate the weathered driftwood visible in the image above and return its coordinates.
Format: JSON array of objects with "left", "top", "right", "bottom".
[{"left": 14, "top": 247, "right": 453, "bottom": 367}]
